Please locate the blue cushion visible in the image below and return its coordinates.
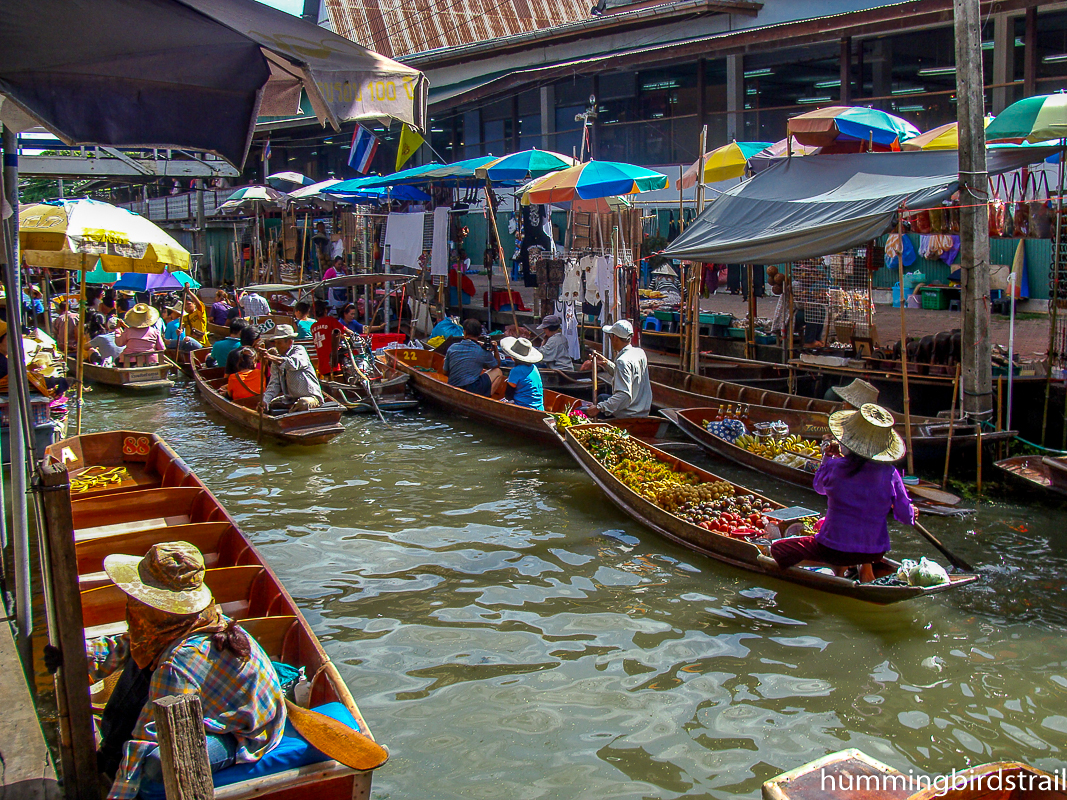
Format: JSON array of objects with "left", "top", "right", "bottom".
[{"left": 212, "top": 702, "right": 362, "bottom": 787}]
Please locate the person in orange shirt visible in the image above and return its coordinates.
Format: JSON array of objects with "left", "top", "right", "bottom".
[{"left": 226, "top": 347, "right": 265, "bottom": 402}]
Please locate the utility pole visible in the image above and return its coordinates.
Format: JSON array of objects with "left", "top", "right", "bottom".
[{"left": 954, "top": 0, "right": 992, "bottom": 419}]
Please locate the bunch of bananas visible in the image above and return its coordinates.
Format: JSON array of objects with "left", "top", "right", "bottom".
[{"left": 733, "top": 434, "right": 822, "bottom": 463}]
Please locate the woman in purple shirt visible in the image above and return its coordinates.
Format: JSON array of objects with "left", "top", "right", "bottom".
[{"left": 770, "top": 403, "right": 915, "bottom": 583}]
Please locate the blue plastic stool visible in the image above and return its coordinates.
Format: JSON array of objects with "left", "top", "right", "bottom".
[{"left": 644, "top": 316, "right": 662, "bottom": 331}]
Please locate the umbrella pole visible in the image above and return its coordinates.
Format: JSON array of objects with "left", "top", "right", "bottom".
[
  {"left": 484, "top": 179, "right": 520, "bottom": 334},
  {"left": 1042, "top": 140, "right": 1065, "bottom": 446},
  {"left": 896, "top": 209, "right": 915, "bottom": 476},
  {"left": 63, "top": 269, "right": 71, "bottom": 352},
  {"left": 75, "top": 264, "right": 87, "bottom": 435},
  {"left": 299, "top": 213, "right": 309, "bottom": 286}
]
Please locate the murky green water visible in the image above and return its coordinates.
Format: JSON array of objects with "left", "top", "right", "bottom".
[{"left": 78, "top": 380, "right": 1067, "bottom": 798}]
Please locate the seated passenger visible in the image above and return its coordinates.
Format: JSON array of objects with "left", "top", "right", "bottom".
[
  {"left": 500, "top": 336, "right": 544, "bottom": 411},
  {"left": 226, "top": 347, "right": 264, "bottom": 402},
  {"left": 441, "top": 318, "right": 501, "bottom": 398}
]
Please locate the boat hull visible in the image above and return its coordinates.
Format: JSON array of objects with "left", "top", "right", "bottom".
[
  {"left": 191, "top": 350, "right": 344, "bottom": 445},
  {"left": 995, "top": 454, "right": 1067, "bottom": 499},
  {"left": 555, "top": 421, "right": 977, "bottom": 604},
  {"left": 70, "top": 357, "right": 174, "bottom": 392}
]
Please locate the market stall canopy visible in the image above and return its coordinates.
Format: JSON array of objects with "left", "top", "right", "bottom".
[
  {"left": 242, "top": 273, "right": 416, "bottom": 294},
  {"left": 353, "top": 156, "right": 511, "bottom": 189},
  {"left": 986, "top": 93, "right": 1067, "bottom": 143},
  {"left": 111, "top": 271, "right": 183, "bottom": 292},
  {"left": 289, "top": 179, "right": 343, "bottom": 198},
  {"left": 20, "top": 199, "right": 189, "bottom": 272},
  {"left": 328, "top": 178, "right": 431, "bottom": 202},
  {"left": 901, "top": 118, "right": 993, "bottom": 151},
  {"left": 787, "top": 106, "right": 920, "bottom": 149},
  {"left": 662, "top": 148, "right": 1055, "bottom": 265},
  {"left": 0, "top": 0, "right": 428, "bottom": 169}
]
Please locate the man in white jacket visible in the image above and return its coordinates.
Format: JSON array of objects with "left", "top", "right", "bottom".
[{"left": 588, "top": 320, "right": 652, "bottom": 419}]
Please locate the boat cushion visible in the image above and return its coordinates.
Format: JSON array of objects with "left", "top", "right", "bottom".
[{"left": 212, "top": 702, "right": 363, "bottom": 787}]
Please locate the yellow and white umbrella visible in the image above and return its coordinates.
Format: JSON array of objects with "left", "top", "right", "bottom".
[{"left": 19, "top": 198, "right": 189, "bottom": 273}]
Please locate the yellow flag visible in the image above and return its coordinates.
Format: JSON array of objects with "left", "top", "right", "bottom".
[{"left": 396, "top": 124, "right": 424, "bottom": 171}]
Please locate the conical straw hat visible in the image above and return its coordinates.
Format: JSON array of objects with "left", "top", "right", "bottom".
[
  {"left": 832, "top": 378, "right": 879, "bottom": 408},
  {"left": 827, "top": 402, "right": 905, "bottom": 462}
]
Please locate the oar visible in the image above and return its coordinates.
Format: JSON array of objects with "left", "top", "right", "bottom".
[
  {"left": 284, "top": 699, "right": 388, "bottom": 772},
  {"left": 343, "top": 335, "right": 389, "bottom": 425},
  {"left": 912, "top": 519, "right": 974, "bottom": 572}
]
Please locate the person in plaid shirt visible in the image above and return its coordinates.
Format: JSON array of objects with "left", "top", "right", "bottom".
[{"left": 85, "top": 542, "right": 285, "bottom": 799}]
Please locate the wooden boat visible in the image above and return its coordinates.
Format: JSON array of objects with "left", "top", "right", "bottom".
[
  {"left": 553, "top": 420, "right": 978, "bottom": 603},
  {"left": 207, "top": 314, "right": 296, "bottom": 340},
  {"left": 661, "top": 408, "right": 969, "bottom": 517},
  {"left": 763, "top": 748, "right": 1065, "bottom": 800},
  {"left": 322, "top": 374, "right": 419, "bottom": 414},
  {"left": 164, "top": 347, "right": 194, "bottom": 378},
  {"left": 68, "top": 357, "right": 174, "bottom": 392},
  {"left": 43, "top": 430, "right": 385, "bottom": 799},
  {"left": 385, "top": 348, "right": 663, "bottom": 444},
  {"left": 190, "top": 349, "right": 344, "bottom": 445},
  {"left": 995, "top": 454, "right": 1067, "bottom": 499},
  {"left": 644, "top": 363, "right": 1014, "bottom": 453}
]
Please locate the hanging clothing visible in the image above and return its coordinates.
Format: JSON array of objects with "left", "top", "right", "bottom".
[{"left": 557, "top": 301, "right": 581, "bottom": 361}]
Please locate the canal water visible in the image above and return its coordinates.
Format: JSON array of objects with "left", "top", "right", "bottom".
[{"left": 79, "top": 381, "right": 1067, "bottom": 798}]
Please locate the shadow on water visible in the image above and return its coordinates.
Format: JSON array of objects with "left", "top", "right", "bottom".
[{"left": 78, "top": 382, "right": 1067, "bottom": 800}]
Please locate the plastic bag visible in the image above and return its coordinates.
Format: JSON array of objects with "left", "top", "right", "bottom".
[{"left": 898, "top": 557, "right": 949, "bottom": 587}]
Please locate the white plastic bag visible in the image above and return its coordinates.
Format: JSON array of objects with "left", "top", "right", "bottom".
[{"left": 909, "top": 557, "right": 950, "bottom": 587}]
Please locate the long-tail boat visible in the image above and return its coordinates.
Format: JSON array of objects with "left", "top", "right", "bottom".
[
  {"left": 190, "top": 350, "right": 344, "bottom": 445},
  {"left": 763, "top": 748, "right": 1065, "bottom": 800},
  {"left": 206, "top": 314, "right": 296, "bottom": 341},
  {"left": 660, "top": 407, "right": 968, "bottom": 516},
  {"left": 552, "top": 420, "right": 977, "bottom": 603},
  {"left": 995, "top": 454, "right": 1067, "bottom": 500},
  {"left": 643, "top": 363, "right": 1013, "bottom": 455},
  {"left": 321, "top": 374, "right": 418, "bottom": 413},
  {"left": 69, "top": 357, "right": 174, "bottom": 392},
  {"left": 43, "top": 430, "right": 386, "bottom": 799},
  {"left": 385, "top": 348, "right": 664, "bottom": 443}
]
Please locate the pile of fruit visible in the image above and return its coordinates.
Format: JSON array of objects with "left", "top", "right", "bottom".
[
  {"left": 572, "top": 427, "right": 775, "bottom": 538},
  {"left": 730, "top": 433, "right": 822, "bottom": 469}
]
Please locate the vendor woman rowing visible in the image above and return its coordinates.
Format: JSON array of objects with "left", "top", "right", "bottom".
[{"left": 770, "top": 402, "right": 916, "bottom": 584}]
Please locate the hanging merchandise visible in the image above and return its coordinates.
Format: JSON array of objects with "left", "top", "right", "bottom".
[
  {"left": 557, "top": 300, "right": 581, "bottom": 360},
  {"left": 559, "top": 259, "right": 583, "bottom": 303},
  {"left": 580, "top": 255, "right": 599, "bottom": 306},
  {"left": 595, "top": 256, "right": 613, "bottom": 311},
  {"left": 1031, "top": 171, "right": 1053, "bottom": 239},
  {"left": 1012, "top": 173, "right": 1030, "bottom": 238}
]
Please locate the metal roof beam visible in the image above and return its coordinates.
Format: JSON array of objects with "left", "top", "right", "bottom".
[{"left": 17, "top": 154, "right": 239, "bottom": 179}]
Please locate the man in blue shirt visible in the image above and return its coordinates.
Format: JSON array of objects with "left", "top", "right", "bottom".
[
  {"left": 500, "top": 336, "right": 544, "bottom": 410},
  {"left": 209, "top": 318, "right": 247, "bottom": 367},
  {"left": 442, "top": 318, "right": 500, "bottom": 397}
]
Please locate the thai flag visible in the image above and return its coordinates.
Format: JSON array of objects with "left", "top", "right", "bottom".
[{"left": 348, "top": 125, "right": 379, "bottom": 174}]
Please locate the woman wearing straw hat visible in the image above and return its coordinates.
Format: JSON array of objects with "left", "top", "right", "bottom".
[
  {"left": 115, "top": 303, "right": 165, "bottom": 367},
  {"left": 500, "top": 336, "right": 545, "bottom": 410},
  {"left": 770, "top": 403, "right": 916, "bottom": 583},
  {"left": 78, "top": 542, "right": 285, "bottom": 798}
]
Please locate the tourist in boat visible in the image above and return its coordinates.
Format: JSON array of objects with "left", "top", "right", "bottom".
[
  {"left": 81, "top": 541, "right": 285, "bottom": 799},
  {"left": 311, "top": 300, "right": 349, "bottom": 378},
  {"left": 209, "top": 318, "right": 248, "bottom": 368},
  {"left": 322, "top": 258, "right": 349, "bottom": 311},
  {"left": 182, "top": 294, "right": 208, "bottom": 342},
  {"left": 831, "top": 378, "right": 879, "bottom": 408},
  {"left": 88, "top": 314, "right": 124, "bottom": 366},
  {"left": 259, "top": 324, "right": 324, "bottom": 412},
  {"left": 769, "top": 402, "right": 915, "bottom": 583},
  {"left": 587, "top": 320, "right": 652, "bottom": 419},
  {"left": 534, "top": 314, "right": 574, "bottom": 371},
  {"left": 115, "top": 304, "right": 165, "bottom": 367},
  {"left": 53, "top": 301, "right": 80, "bottom": 354},
  {"left": 341, "top": 302, "right": 369, "bottom": 335},
  {"left": 161, "top": 304, "right": 202, "bottom": 352},
  {"left": 442, "top": 318, "right": 502, "bottom": 397},
  {"left": 500, "top": 336, "right": 544, "bottom": 411},
  {"left": 225, "top": 325, "right": 261, "bottom": 375},
  {"left": 239, "top": 289, "right": 271, "bottom": 319},
  {"left": 209, "top": 289, "right": 233, "bottom": 327},
  {"left": 293, "top": 301, "right": 314, "bottom": 340},
  {"left": 226, "top": 347, "right": 265, "bottom": 401}
]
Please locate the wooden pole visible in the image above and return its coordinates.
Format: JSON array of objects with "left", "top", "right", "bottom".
[
  {"left": 37, "top": 461, "right": 99, "bottom": 800},
  {"left": 976, "top": 423, "right": 983, "bottom": 497},
  {"left": 896, "top": 211, "right": 915, "bottom": 476},
  {"left": 954, "top": 0, "right": 992, "bottom": 420},
  {"left": 153, "top": 694, "right": 213, "bottom": 800},
  {"left": 62, "top": 269, "right": 71, "bottom": 354},
  {"left": 75, "top": 263, "right": 87, "bottom": 435},
  {"left": 746, "top": 264, "right": 756, "bottom": 360},
  {"left": 1041, "top": 143, "right": 1064, "bottom": 445},
  {"left": 942, "top": 363, "right": 961, "bottom": 489},
  {"left": 298, "top": 213, "right": 310, "bottom": 286},
  {"left": 997, "top": 374, "right": 1005, "bottom": 461},
  {"left": 483, "top": 179, "right": 520, "bottom": 334}
]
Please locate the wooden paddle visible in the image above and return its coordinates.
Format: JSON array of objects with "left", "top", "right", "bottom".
[
  {"left": 284, "top": 699, "right": 388, "bottom": 772},
  {"left": 912, "top": 519, "right": 974, "bottom": 572}
]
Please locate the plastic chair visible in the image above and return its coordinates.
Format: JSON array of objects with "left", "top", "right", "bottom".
[{"left": 643, "top": 316, "right": 662, "bottom": 331}]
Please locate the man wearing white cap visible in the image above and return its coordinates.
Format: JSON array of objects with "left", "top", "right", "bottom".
[{"left": 588, "top": 320, "right": 651, "bottom": 419}]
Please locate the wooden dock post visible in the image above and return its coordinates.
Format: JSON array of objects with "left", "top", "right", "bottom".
[
  {"left": 153, "top": 694, "right": 213, "bottom": 800},
  {"left": 36, "top": 461, "right": 98, "bottom": 800}
]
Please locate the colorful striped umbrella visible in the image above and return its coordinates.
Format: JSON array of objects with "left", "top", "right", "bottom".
[
  {"left": 680, "top": 141, "right": 772, "bottom": 188},
  {"left": 111, "top": 270, "right": 183, "bottom": 292},
  {"left": 475, "top": 149, "right": 579, "bottom": 181},
  {"left": 524, "top": 160, "right": 668, "bottom": 203},
  {"left": 354, "top": 156, "right": 500, "bottom": 189},
  {"left": 901, "top": 117, "right": 993, "bottom": 150},
  {"left": 986, "top": 93, "right": 1067, "bottom": 143},
  {"left": 787, "top": 106, "right": 920, "bottom": 148},
  {"left": 215, "top": 185, "right": 288, "bottom": 214}
]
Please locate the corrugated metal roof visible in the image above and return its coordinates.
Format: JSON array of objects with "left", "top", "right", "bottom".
[{"left": 322, "top": 0, "right": 593, "bottom": 59}]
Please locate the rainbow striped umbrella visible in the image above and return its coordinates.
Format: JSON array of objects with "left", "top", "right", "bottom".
[
  {"left": 524, "top": 160, "right": 668, "bottom": 203},
  {"left": 475, "top": 149, "right": 578, "bottom": 181},
  {"left": 986, "top": 94, "right": 1067, "bottom": 143},
  {"left": 679, "top": 141, "right": 772, "bottom": 188},
  {"left": 787, "top": 106, "right": 919, "bottom": 148}
]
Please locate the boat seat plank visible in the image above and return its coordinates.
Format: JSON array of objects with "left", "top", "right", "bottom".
[
  {"left": 240, "top": 616, "right": 299, "bottom": 661},
  {"left": 75, "top": 521, "right": 234, "bottom": 577},
  {"left": 75, "top": 515, "right": 192, "bottom": 541},
  {"left": 81, "top": 565, "right": 264, "bottom": 629}
]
